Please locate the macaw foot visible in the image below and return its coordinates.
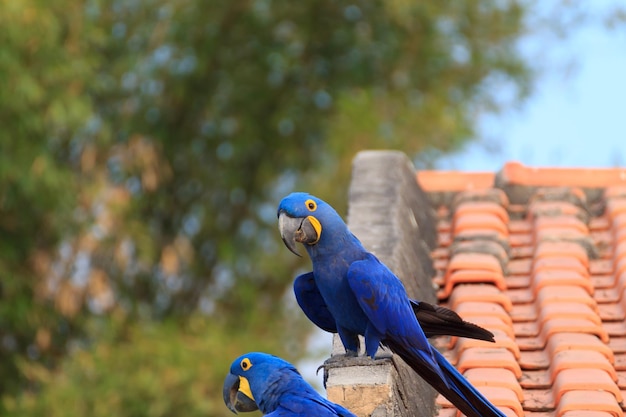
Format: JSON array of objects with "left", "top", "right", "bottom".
[
  {"left": 322, "top": 350, "right": 392, "bottom": 370},
  {"left": 318, "top": 351, "right": 359, "bottom": 372},
  {"left": 318, "top": 351, "right": 394, "bottom": 388},
  {"left": 371, "top": 350, "right": 393, "bottom": 360},
  {"left": 345, "top": 349, "right": 359, "bottom": 358}
]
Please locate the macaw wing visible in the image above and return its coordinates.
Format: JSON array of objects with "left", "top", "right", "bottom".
[
  {"left": 412, "top": 300, "right": 495, "bottom": 342},
  {"left": 266, "top": 406, "right": 310, "bottom": 417},
  {"left": 346, "top": 253, "right": 430, "bottom": 352},
  {"left": 294, "top": 272, "right": 337, "bottom": 333},
  {"left": 267, "top": 395, "right": 355, "bottom": 417},
  {"left": 292, "top": 265, "right": 493, "bottom": 342}
]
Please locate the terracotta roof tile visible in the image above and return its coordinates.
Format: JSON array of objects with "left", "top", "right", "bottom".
[
  {"left": 549, "top": 349, "right": 617, "bottom": 380},
  {"left": 447, "top": 284, "right": 513, "bottom": 311},
  {"left": 508, "top": 259, "right": 532, "bottom": 275},
  {"left": 530, "top": 270, "right": 594, "bottom": 296},
  {"left": 605, "top": 185, "right": 626, "bottom": 199},
  {"left": 463, "top": 368, "right": 524, "bottom": 401},
  {"left": 449, "top": 240, "right": 510, "bottom": 272},
  {"left": 436, "top": 388, "right": 524, "bottom": 417},
  {"left": 560, "top": 411, "right": 619, "bottom": 417},
  {"left": 532, "top": 216, "right": 589, "bottom": 235},
  {"left": 453, "top": 213, "right": 509, "bottom": 238},
  {"left": 499, "top": 161, "right": 626, "bottom": 188},
  {"left": 535, "top": 285, "right": 597, "bottom": 311},
  {"left": 537, "top": 302, "right": 601, "bottom": 326},
  {"left": 475, "top": 386, "right": 525, "bottom": 417},
  {"left": 453, "top": 201, "right": 510, "bottom": 223},
  {"left": 439, "top": 270, "right": 507, "bottom": 299},
  {"left": 446, "top": 252, "right": 504, "bottom": 275},
  {"left": 454, "top": 301, "right": 513, "bottom": 326},
  {"left": 534, "top": 241, "right": 589, "bottom": 267},
  {"left": 417, "top": 170, "right": 495, "bottom": 192},
  {"left": 456, "top": 347, "right": 522, "bottom": 378},
  {"left": 527, "top": 201, "right": 588, "bottom": 222},
  {"left": 546, "top": 333, "right": 615, "bottom": 362},
  {"left": 555, "top": 390, "right": 622, "bottom": 417},
  {"left": 606, "top": 198, "right": 626, "bottom": 218},
  {"left": 422, "top": 162, "right": 626, "bottom": 416},
  {"left": 467, "top": 316, "right": 517, "bottom": 340},
  {"left": 552, "top": 368, "right": 622, "bottom": 403},
  {"left": 451, "top": 189, "right": 509, "bottom": 209},
  {"left": 454, "top": 333, "right": 520, "bottom": 360}
]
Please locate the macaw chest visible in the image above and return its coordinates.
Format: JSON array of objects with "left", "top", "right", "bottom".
[{"left": 312, "top": 263, "right": 369, "bottom": 334}]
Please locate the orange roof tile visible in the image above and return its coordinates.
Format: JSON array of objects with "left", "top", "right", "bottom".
[
  {"left": 417, "top": 171, "right": 495, "bottom": 192},
  {"left": 422, "top": 162, "right": 626, "bottom": 417},
  {"left": 552, "top": 368, "right": 622, "bottom": 403},
  {"left": 556, "top": 390, "right": 622, "bottom": 417},
  {"left": 499, "top": 161, "right": 626, "bottom": 188},
  {"left": 463, "top": 368, "right": 523, "bottom": 401},
  {"left": 453, "top": 201, "right": 511, "bottom": 224}
]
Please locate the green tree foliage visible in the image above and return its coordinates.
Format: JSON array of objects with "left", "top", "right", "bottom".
[
  {"left": 0, "top": 0, "right": 96, "bottom": 399},
  {"left": 1, "top": 0, "right": 539, "bottom": 414},
  {"left": 6, "top": 316, "right": 289, "bottom": 417}
]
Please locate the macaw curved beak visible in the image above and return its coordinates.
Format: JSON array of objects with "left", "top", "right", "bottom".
[
  {"left": 223, "top": 373, "right": 258, "bottom": 414},
  {"left": 278, "top": 211, "right": 321, "bottom": 256}
]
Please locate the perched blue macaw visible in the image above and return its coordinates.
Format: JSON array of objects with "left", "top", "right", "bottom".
[
  {"left": 223, "top": 352, "right": 357, "bottom": 416},
  {"left": 278, "top": 192, "right": 505, "bottom": 417}
]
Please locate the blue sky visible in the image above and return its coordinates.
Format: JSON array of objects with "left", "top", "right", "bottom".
[{"left": 438, "top": 5, "right": 626, "bottom": 170}]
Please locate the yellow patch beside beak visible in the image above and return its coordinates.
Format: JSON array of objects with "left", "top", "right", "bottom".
[
  {"left": 238, "top": 376, "right": 254, "bottom": 401},
  {"left": 306, "top": 216, "right": 322, "bottom": 244}
]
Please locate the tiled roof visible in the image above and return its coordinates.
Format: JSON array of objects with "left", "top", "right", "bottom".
[{"left": 419, "top": 161, "right": 626, "bottom": 417}]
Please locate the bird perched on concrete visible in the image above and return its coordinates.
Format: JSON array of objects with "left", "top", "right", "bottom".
[
  {"left": 278, "top": 192, "right": 505, "bottom": 417},
  {"left": 223, "top": 351, "right": 357, "bottom": 416}
]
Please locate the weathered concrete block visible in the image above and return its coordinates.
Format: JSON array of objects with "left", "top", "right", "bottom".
[{"left": 326, "top": 360, "right": 395, "bottom": 417}]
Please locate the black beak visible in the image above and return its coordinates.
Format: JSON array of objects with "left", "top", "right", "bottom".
[
  {"left": 223, "top": 373, "right": 258, "bottom": 414},
  {"left": 278, "top": 211, "right": 321, "bottom": 256}
]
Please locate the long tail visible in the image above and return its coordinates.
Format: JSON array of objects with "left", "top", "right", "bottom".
[
  {"left": 411, "top": 300, "right": 495, "bottom": 342},
  {"left": 385, "top": 340, "right": 506, "bottom": 417}
]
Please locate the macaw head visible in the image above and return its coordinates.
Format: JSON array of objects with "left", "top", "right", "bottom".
[
  {"left": 222, "top": 356, "right": 259, "bottom": 414},
  {"left": 277, "top": 192, "right": 343, "bottom": 256},
  {"left": 223, "top": 352, "right": 298, "bottom": 414}
]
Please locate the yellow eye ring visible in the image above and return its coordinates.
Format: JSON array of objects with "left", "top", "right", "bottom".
[
  {"left": 240, "top": 358, "right": 252, "bottom": 371},
  {"left": 305, "top": 199, "right": 317, "bottom": 212}
]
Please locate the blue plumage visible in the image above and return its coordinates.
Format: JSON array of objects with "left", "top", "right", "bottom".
[
  {"left": 278, "top": 192, "right": 506, "bottom": 417},
  {"left": 223, "top": 352, "right": 356, "bottom": 416}
]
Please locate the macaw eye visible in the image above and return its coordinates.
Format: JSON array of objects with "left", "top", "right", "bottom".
[
  {"left": 240, "top": 358, "right": 252, "bottom": 371},
  {"left": 305, "top": 199, "right": 317, "bottom": 211}
]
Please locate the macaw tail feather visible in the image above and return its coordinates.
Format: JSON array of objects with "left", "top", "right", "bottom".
[
  {"left": 385, "top": 340, "right": 506, "bottom": 417},
  {"left": 411, "top": 301, "right": 495, "bottom": 342}
]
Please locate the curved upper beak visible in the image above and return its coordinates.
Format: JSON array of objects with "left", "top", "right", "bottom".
[
  {"left": 223, "top": 373, "right": 258, "bottom": 414},
  {"left": 278, "top": 210, "right": 321, "bottom": 256}
]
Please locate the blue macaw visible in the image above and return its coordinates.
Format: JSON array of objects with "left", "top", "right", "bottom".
[
  {"left": 278, "top": 192, "right": 505, "bottom": 417},
  {"left": 223, "top": 352, "right": 357, "bottom": 416}
]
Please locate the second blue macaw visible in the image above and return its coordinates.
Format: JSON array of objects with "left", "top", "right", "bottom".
[
  {"left": 278, "top": 192, "right": 506, "bottom": 417},
  {"left": 223, "top": 352, "right": 356, "bottom": 416}
]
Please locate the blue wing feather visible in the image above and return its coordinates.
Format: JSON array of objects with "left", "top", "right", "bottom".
[
  {"left": 346, "top": 253, "right": 505, "bottom": 417},
  {"left": 293, "top": 272, "right": 337, "bottom": 333},
  {"left": 231, "top": 352, "right": 357, "bottom": 417},
  {"left": 346, "top": 253, "right": 431, "bottom": 352},
  {"left": 295, "top": 271, "right": 494, "bottom": 341},
  {"left": 266, "top": 395, "right": 355, "bottom": 416},
  {"left": 346, "top": 253, "right": 450, "bottom": 386}
]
